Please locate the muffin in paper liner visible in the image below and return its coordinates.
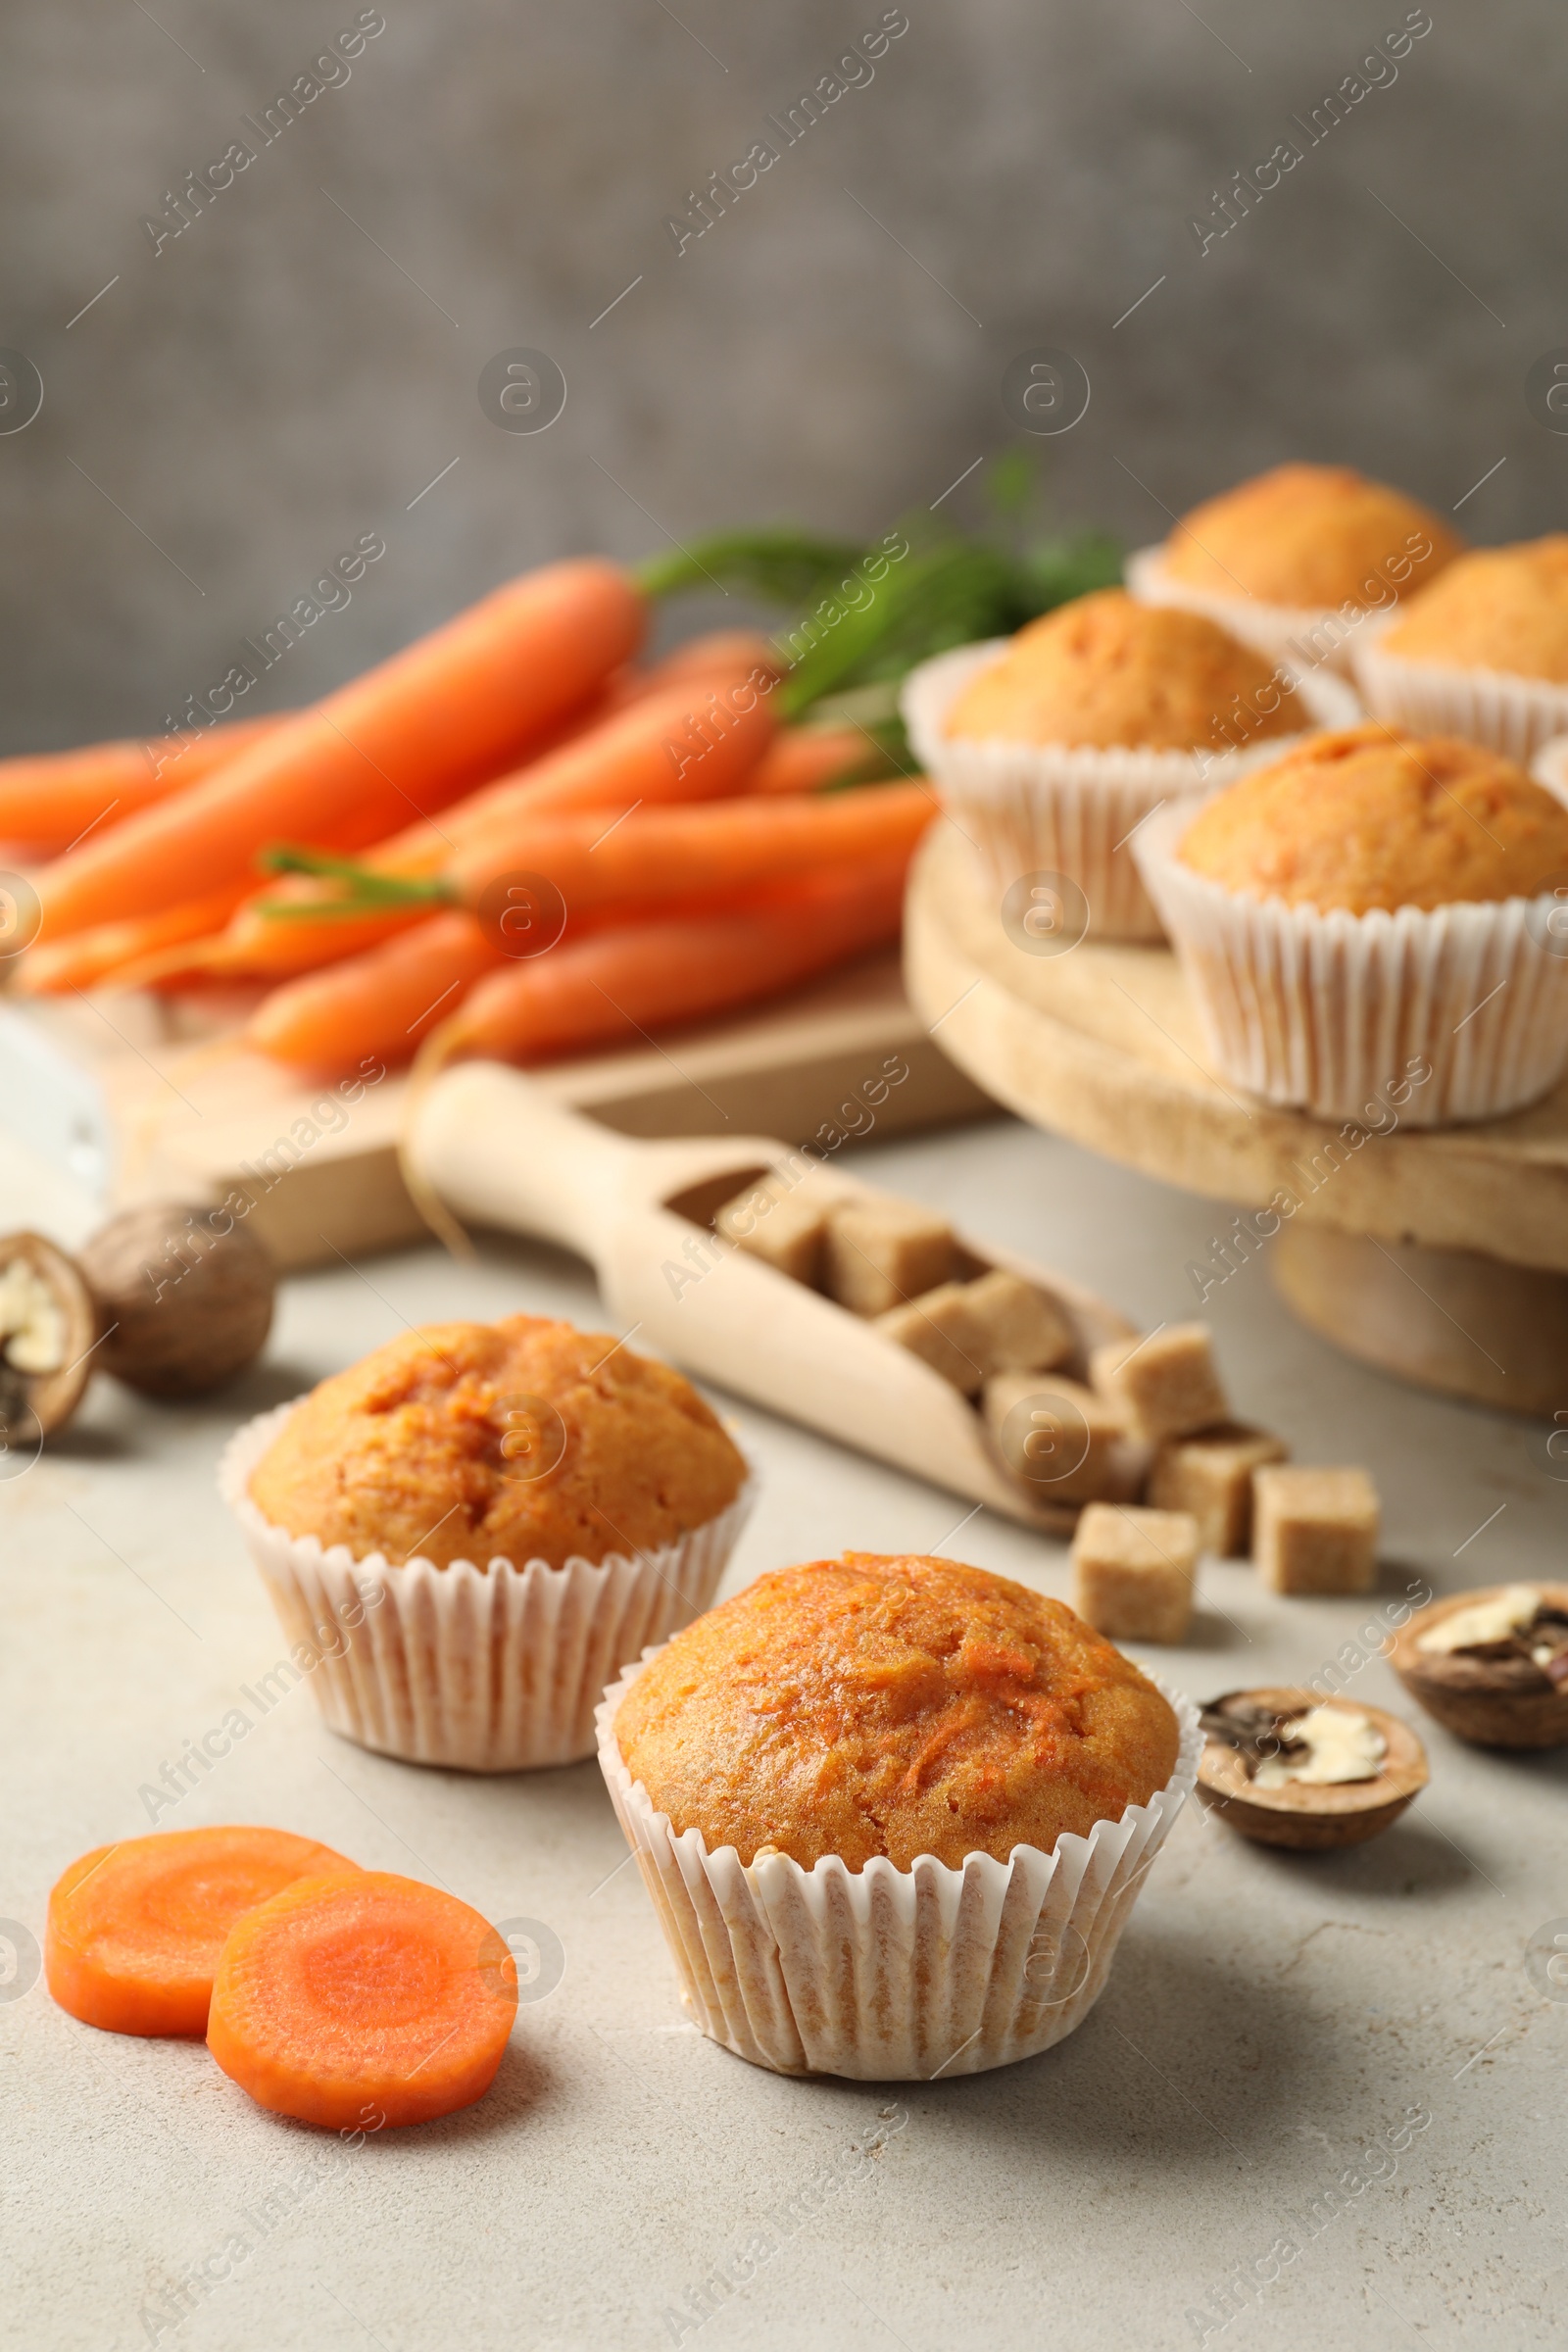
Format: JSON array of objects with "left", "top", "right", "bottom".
[
  {"left": 902, "top": 639, "right": 1360, "bottom": 943},
  {"left": 220, "top": 1402, "right": 756, "bottom": 1774},
  {"left": 1131, "top": 798, "right": 1568, "bottom": 1126},
  {"left": 594, "top": 1648, "right": 1200, "bottom": 2081},
  {"left": 1352, "top": 609, "right": 1568, "bottom": 763},
  {"left": 1123, "top": 541, "right": 1396, "bottom": 678}
]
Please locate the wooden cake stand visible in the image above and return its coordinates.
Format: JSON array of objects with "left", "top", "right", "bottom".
[{"left": 905, "top": 821, "right": 1568, "bottom": 1420}]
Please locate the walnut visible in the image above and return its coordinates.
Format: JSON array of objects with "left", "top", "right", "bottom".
[{"left": 75, "top": 1203, "right": 275, "bottom": 1399}]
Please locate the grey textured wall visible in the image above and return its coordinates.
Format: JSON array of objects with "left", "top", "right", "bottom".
[{"left": 2, "top": 0, "right": 1559, "bottom": 750}]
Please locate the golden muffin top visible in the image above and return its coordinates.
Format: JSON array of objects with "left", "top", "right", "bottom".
[
  {"left": 943, "top": 589, "right": 1303, "bottom": 753},
  {"left": 613, "top": 1552, "right": 1182, "bottom": 1871},
  {"left": 249, "top": 1314, "right": 746, "bottom": 1570},
  {"left": 1177, "top": 725, "right": 1568, "bottom": 913},
  {"left": 1380, "top": 535, "right": 1568, "bottom": 682},
  {"left": 1161, "top": 463, "right": 1462, "bottom": 609}
]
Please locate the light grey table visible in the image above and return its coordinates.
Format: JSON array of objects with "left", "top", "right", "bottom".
[{"left": 2, "top": 1113, "right": 1561, "bottom": 2352}]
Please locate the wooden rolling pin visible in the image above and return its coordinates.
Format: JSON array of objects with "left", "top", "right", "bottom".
[{"left": 408, "top": 1062, "right": 1137, "bottom": 1533}]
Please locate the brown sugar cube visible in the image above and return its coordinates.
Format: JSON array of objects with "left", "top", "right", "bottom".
[
  {"left": 1148, "top": 1422, "right": 1289, "bottom": 1557},
  {"left": 1071, "top": 1503, "right": 1199, "bottom": 1644},
  {"left": 876, "top": 1283, "right": 988, "bottom": 1394},
  {"left": 960, "top": 1268, "right": 1074, "bottom": 1374},
  {"left": 1252, "top": 1466, "right": 1380, "bottom": 1596},
  {"left": 983, "top": 1373, "right": 1131, "bottom": 1503},
  {"left": 1089, "top": 1322, "right": 1229, "bottom": 1445},
  {"left": 822, "top": 1198, "right": 954, "bottom": 1317},
  {"left": 715, "top": 1175, "right": 828, "bottom": 1285}
]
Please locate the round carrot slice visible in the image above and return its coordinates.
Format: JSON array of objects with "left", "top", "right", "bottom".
[
  {"left": 46, "top": 1826, "right": 359, "bottom": 2038},
  {"left": 207, "top": 1872, "right": 518, "bottom": 2129}
]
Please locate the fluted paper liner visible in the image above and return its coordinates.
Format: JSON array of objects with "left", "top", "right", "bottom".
[
  {"left": 1132, "top": 798, "right": 1568, "bottom": 1126},
  {"left": 596, "top": 1650, "right": 1200, "bottom": 2080},
  {"left": 220, "top": 1403, "right": 755, "bottom": 1773},
  {"left": 902, "top": 640, "right": 1359, "bottom": 942},
  {"left": 1352, "top": 609, "right": 1568, "bottom": 763},
  {"left": 1126, "top": 542, "right": 1381, "bottom": 677}
]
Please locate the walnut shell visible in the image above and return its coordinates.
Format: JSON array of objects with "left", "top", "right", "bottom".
[
  {"left": 0, "top": 1231, "right": 99, "bottom": 1439},
  {"left": 1197, "top": 1689, "right": 1429, "bottom": 1850},
  {"left": 77, "top": 1203, "right": 275, "bottom": 1398},
  {"left": 1390, "top": 1585, "right": 1568, "bottom": 1750}
]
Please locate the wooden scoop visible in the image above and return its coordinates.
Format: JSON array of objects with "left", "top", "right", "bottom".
[{"left": 408, "top": 1062, "right": 1138, "bottom": 1534}]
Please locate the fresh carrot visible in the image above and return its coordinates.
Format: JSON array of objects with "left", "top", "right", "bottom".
[
  {"left": 446, "top": 782, "right": 934, "bottom": 917},
  {"left": 14, "top": 886, "right": 254, "bottom": 995},
  {"left": 0, "top": 711, "right": 286, "bottom": 847},
  {"left": 247, "top": 908, "right": 503, "bottom": 1073},
  {"left": 444, "top": 850, "right": 912, "bottom": 1063},
  {"left": 45, "top": 1827, "right": 359, "bottom": 2038},
  {"left": 635, "top": 629, "right": 782, "bottom": 691},
  {"left": 200, "top": 668, "right": 781, "bottom": 987},
  {"left": 206, "top": 1870, "right": 517, "bottom": 2129},
  {"left": 364, "top": 667, "right": 778, "bottom": 880},
  {"left": 35, "top": 559, "right": 646, "bottom": 942},
  {"left": 748, "top": 723, "right": 880, "bottom": 795}
]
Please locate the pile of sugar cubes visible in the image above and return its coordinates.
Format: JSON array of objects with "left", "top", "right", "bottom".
[{"left": 716, "top": 1173, "right": 1380, "bottom": 1646}]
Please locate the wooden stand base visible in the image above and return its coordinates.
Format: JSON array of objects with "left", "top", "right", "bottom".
[{"left": 1271, "top": 1226, "right": 1568, "bottom": 1420}]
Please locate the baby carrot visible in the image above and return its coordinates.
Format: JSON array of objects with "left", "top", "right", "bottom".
[
  {"left": 13, "top": 886, "right": 253, "bottom": 995},
  {"left": 246, "top": 909, "right": 502, "bottom": 1073},
  {"left": 206, "top": 1871, "right": 517, "bottom": 2129},
  {"left": 35, "top": 559, "right": 646, "bottom": 941},
  {"left": 447, "top": 782, "right": 934, "bottom": 917},
  {"left": 0, "top": 711, "right": 285, "bottom": 846},
  {"left": 45, "top": 1827, "right": 359, "bottom": 2037},
  {"left": 447, "top": 850, "right": 912, "bottom": 1063}
]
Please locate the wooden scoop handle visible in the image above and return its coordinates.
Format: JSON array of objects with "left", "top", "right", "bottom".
[{"left": 408, "top": 1061, "right": 778, "bottom": 1263}]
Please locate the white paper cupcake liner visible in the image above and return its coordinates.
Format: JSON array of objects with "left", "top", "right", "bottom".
[
  {"left": 1351, "top": 610, "right": 1568, "bottom": 762},
  {"left": 220, "top": 1403, "right": 756, "bottom": 1773},
  {"left": 1126, "top": 542, "right": 1387, "bottom": 678},
  {"left": 596, "top": 1652, "right": 1200, "bottom": 2080},
  {"left": 1133, "top": 798, "right": 1568, "bottom": 1126},
  {"left": 1531, "top": 735, "right": 1568, "bottom": 810},
  {"left": 902, "top": 640, "right": 1359, "bottom": 943}
]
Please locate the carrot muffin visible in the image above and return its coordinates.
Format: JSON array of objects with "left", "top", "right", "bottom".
[
  {"left": 249, "top": 1314, "right": 745, "bottom": 1570},
  {"left": 941, "top": 590, "right": 1303, "bottom": 753},
  {"left": 1356, "top": 538, "right": 1568, "bottom": 760},
  {"left": 901, "top": 592, "right": 1355, "bottom": 944},
  {"left": 614, "top": 1552, "right": 1179, "bottom": 1871},
  {"left": 1134, "top": 725, "right": 1568, "bottom": 1126},
  {"left": 1157, "top": 464, "right": 1461, "bottom": 610},
  {"left": 224, "top": 1316, "right": 753, "bottom": 1773},
  {"left": 1177, "top": 725, "right": 1568, "bottom": 911},
  {"left": 598, "top": 1553, "right": 1198, "bottom": 2079},
  {"left": 1378, "top": 537, "right": 1568, "bottom": 680}
]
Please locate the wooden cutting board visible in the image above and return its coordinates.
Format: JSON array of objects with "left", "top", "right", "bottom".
[{"left": 12, "top": 950, "right": 993, "bottom": 1271}]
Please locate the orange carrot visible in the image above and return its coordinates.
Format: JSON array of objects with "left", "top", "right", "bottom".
[
  {"left": 366, "top": 667, "right": 778, "bottom": 880},
  {"left": 35, "top": 559, "right": 645, "bottom": 942},
  {"left": 206, "top": 1870, "right": 517, "bottom": 2129},
  {"left": 748, "top": 724, "right": 880, "bottom": 795},
  {"left": 0, "top": 711, "right": 286, "bottom": 847},
  {"left": 202, "top": 668, "right": 780, "bottom": 986},
  {"left": 14, "top": 886, "right": 253, "bottom": 995},
  {"left": 247, "top": 908, "right": 503, "bottom": 1073},
  {"left": 447, "top": 782, "right": 934, "bottom": 917},
  {"left": 45, "top": 1827, "right": 359, "bottom": 2038},
  {"left": 636, "top": 629, "right": 782, "bottom": 691},
  {"left": 447, "top": 851, "right": 912, "bottom": 1063}
]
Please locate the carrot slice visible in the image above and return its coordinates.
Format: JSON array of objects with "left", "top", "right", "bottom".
[
  {"left": 207, "top": 1871, "right": 517, "bottom": 2129},
  {"left": 35, "top": 559, "right": 645, "bottom": 941},
  {"left": 46, "top": 1826, "right": 359, "bottom": 2037}
]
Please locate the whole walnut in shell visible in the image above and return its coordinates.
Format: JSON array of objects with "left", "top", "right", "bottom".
[{"left": 76, "top": 1203, "right": 275, "bottom": 1399}]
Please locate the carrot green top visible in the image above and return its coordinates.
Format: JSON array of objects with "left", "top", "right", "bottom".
[{"left": 613, "top": 1553, "right": 1180, "bottom": 1870}]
